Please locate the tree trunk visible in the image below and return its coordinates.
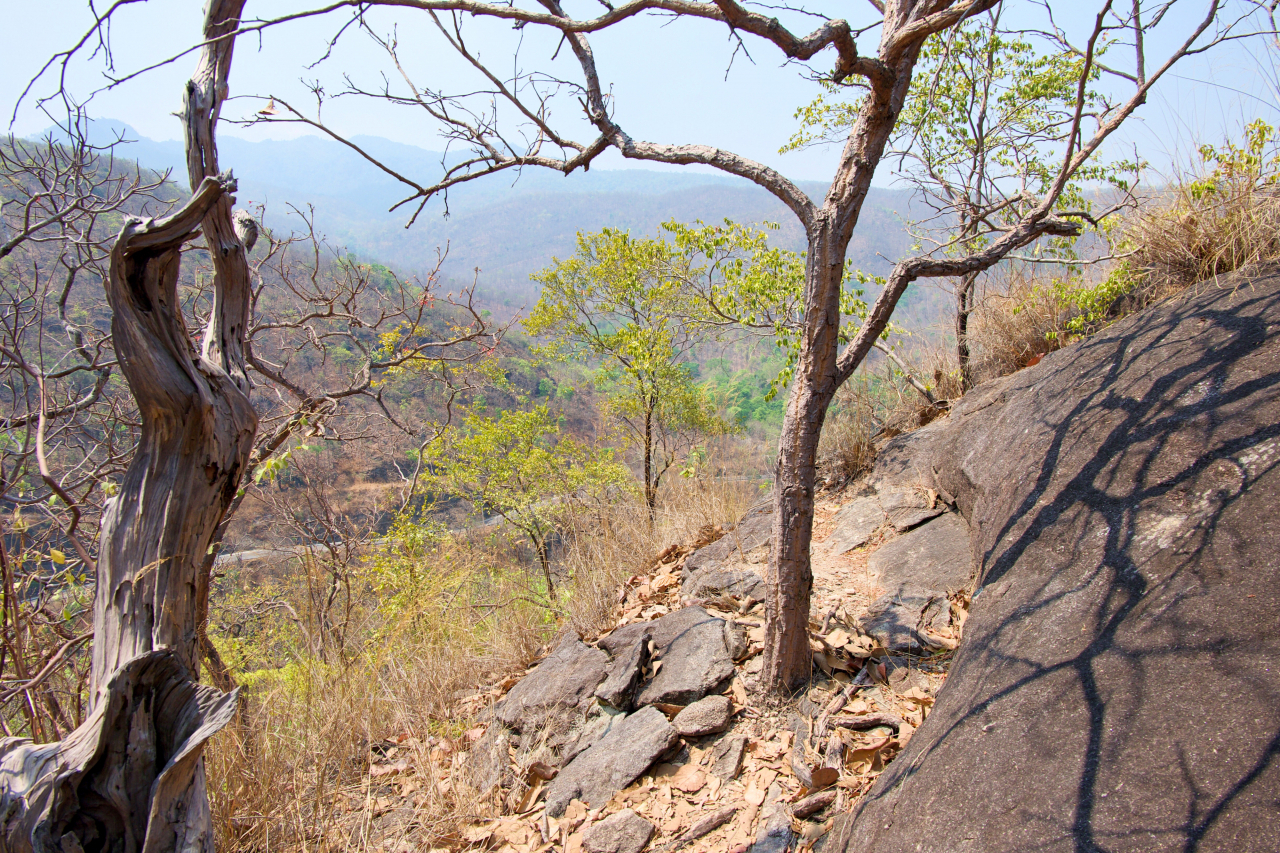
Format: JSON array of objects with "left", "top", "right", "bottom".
[
  {"left": 0, "top": 176, "right": 252, "bottom": 853},
  {"left": 0, "top": 4, "right": 256, "bottom": 848},
  {"left": 643, "top": 404, "right": 656, "bottom": 516},
  {"left": 762, "top": 35, "right": 923, "bottom": 693},
  {"left": 763, "top": 226, "right": 844, "bottom": 692},
  {"left": 955, "top": 270, "right": 979, "bottom": 390}
]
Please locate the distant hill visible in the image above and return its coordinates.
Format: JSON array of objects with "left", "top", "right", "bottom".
[{"left": 72, "top": 121, "right": 916, "bottom": 305}]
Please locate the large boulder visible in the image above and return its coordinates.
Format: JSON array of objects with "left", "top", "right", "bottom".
[
  {"left": 865, "top": 511, "right": 972, "bottom": 597},
  {"left": 836, "top": 265, "right": 1280, "bottom": 852},
  {"left": 494, "top": 636, "right": 607, "bottom": 733},
  {"left": 601, "top": 607, "right": 736, "bottom": 707}
]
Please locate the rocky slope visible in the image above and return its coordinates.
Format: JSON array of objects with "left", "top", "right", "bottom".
[{"left": 832, "top": 263, "right": 1280, "bottom": 852}]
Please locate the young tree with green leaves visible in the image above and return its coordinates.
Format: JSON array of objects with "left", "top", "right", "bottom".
[
  {"left": 422, "top": 405, "right": 628, "bottom": 593},
  {"left": 526, "top": 229, "right": 732, "bottom": 515},
  {"left": 787, "top": 11, "right": 1136, "bottom": 389}
]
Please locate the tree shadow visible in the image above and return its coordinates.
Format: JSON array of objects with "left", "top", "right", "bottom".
[{"left": 844, "top": 272, "right": 1280, "bottom": 852}]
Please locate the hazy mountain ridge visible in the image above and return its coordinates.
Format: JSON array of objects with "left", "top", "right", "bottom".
[{"left": 73, "top": 121, "right": 915, "bottom": 300}]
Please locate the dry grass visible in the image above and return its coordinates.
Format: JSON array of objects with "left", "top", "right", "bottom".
[{"left": 204, "top": 474, "right": 753, "bottom": 853}]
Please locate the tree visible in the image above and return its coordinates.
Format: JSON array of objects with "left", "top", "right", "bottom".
[
  {"left": 422, "top": 405, "right": 628, "bottom": 592},
  {"left": 37, "top": 0, "right": 1266, "bottom": 696},
  {"left": 0, "top": 0, "right": 257, "bottom": 844},
  {"left": 788, "top": 11, "right": 1136, "bottom": 390},
  {"left": 526, "top": 228, "right": 731, "bottom": 514}
]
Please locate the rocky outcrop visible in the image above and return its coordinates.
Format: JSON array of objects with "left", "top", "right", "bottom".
[
  {"left": 544, "top": 706, "right": 679, "bottom": 816},
  {"left": 836, "top": 266, "right": 1280, "bottom": 852},
  {"left": 601, "top": 606, "right": 736, "bottom": 706},
  {"left": 681, "top": 503, "right": 771, "bottom": 600}
]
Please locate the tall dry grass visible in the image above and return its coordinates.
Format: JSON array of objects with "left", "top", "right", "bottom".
[{"left": 204, "top": 474, "right": 754, "bottom": 852}]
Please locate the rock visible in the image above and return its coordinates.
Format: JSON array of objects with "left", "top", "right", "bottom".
[
  {"left": 601, "top": 607, "right": 736, "bottom": 707},
  {"left": 865, "top": 512, "right": 971, "bottom": 598},
  {"left": 673, "top": 694, "right": 734, "bottom": 737},
  {"left": 561, "top": 704, "right": 626, "bottom": 766},
  {"left": 494, "top": 636, "right": 608, "bottom": 733},
  {"left": 859, "top": 584, "right": 954, "bottom": 653},
  {"left": 545, "top": 706, "right": 679, "bottom": 816},
  {"left": 723, "top": 619, "right": 749, "bottom": 661},
  {"left": 711, "top": 734, "right": 747, "bottom": 780},
  {"left": 750, "top": 782, "right": 794, "bottom": 853},
  {"left": 596, "top": 634, "right": 647, "bottom": 711},
  {"left": 681, "top": 503, "right": 771, "bottom": 599},
  {"left": 582, "top": 808, "right": 655, "bottom": 853},
  {"left": 463, "top": 723, "right": 512, "bottom": 795},
  {"left": 876, "top": 483, "right": 944, "bottom": 531},
  {"left": 825, "top": 495, "right": 887, "bottom": 553},
  {"left": 837, "top": 264, "right": 1280, "bottom": 852}
]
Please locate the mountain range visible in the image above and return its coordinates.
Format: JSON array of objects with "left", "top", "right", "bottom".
[{"left": 78, "top": 121, "right": 916, "bottom": 305}]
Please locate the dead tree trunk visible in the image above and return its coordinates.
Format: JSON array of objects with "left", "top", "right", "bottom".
[
  {"left": 0, "top": 175, "right": 253, "bottom": 853},
  {"left": 0, "top": 3, "right": 257, "bottom": 846}
]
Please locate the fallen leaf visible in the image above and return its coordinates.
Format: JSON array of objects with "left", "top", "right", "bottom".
[
  {"left": 807, "top": 766, "right": 839, "bottom": 791},
  {"left": 824, "top": 628, "right": 850, "bottom": 648},
  {"left": 369, "top": 759, "right": 411, "bottom": 777},
  {"left": 671, "top": 764, "right": 706, "bottom": 793},
  {"left": 744, "top": 785, "right": 767, "bottom": 806}
]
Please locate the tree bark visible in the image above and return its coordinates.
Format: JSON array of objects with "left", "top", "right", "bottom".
[
  {"left": 762, "top": 33, "right": 921, "bottom": 692},
  {"left": 955, "top": 270, "right": 979, "bottom": 390},
  {"left": 0, "top": 176, "right": 250, "bottom": 853},
  {"left": 0, "top": 3, "right": 257, "bottom": 847}
]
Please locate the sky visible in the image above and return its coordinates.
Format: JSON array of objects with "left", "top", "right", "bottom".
[{"left": 4, "top": 0, "right": 1280, "bottom": 187}]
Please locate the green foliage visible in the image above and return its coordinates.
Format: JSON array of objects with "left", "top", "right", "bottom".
[
  {"left": 526, "top": 229, "right": 736, "bottom": 506},
  {"left": 786, "top": 17, "right": 1135, "bottom": 258},
  {"left": 420, "top": 406, "right": 630, "bottom": 579}
]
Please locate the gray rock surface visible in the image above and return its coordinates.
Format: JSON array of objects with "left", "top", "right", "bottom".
[
  {"left": 601, "top": 607, "right": 736, "bottom": 707},
  {"left": 858, "top": 584, "right": 953, "bottom": 653},
  {"left": 876, "top": 484, "right": 944, "bottom": 531},
  {"left": 583, "top": 808, "right": 655, "bottom": 853},
  {"left": 825, "top": 495, "right": 887, "bottom": 554},
  {"left": 750, "top": 782, "right": 794, "bottom": 853},
  {"left": 723, "top": 619, "right": 749, "bottom": 661},
  {"left": 836, "top": 264, "right": 1280, "bottom": 852},
  {"left": 545, "top": 706, "right": 679, "bottom": 816},
  {"left": 595, "top": 635, "right": 647, "bottom": 711},
  {"left": 562, "top": 704, "right": 626, "bottom": 766},
  {"left": 673, "top": 694, "right": 734, "bottom": 737},
  {"left": 681, "top": 503, "right": 771, "bottom": 599},
  {"left": 711, "top": 734, "right": 747, "bottom": 781},
  {"left": 494, "top": 636, "right": 607, "bottom": 733},
  {"left": 865, "top": 512, "right": 971, "bottom": 598},
  {"left": 464, "top": 723, "right": 512, "bottom": 795}
]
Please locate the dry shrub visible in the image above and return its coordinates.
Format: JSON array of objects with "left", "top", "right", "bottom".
[
  {"left": 1126, "top": 121, "right": 1280, "bottom": 297},
  {"left": 966, "top": 266, "right": 1074, "bottom": 384},
  {"left": 818, "top": 364, "right": 943, "bottom": 484},
  {"left": 205, "top": 474, "right": 752, "bottom": 852}
]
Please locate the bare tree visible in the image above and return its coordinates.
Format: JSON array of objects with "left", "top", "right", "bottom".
[
  {"left": 206, "top": 0, "right": 1259, "bottom": 692},
  {"left": 0, "top": 2, "right": 254, "bottom": 847}
]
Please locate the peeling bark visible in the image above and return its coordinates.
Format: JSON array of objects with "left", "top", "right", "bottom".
[{"left": 0, "top": 652, "right": 238, "bottom": 853}]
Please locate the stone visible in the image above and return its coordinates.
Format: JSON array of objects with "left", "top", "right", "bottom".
[
  {"left": 561, "top": 704, "right": 625, "bottom": 766},
  {"left": 859, "top": 584, "right": 954, "bottom": 653},
  {"left": 723, "top": 619, "right": 749, "bottom": 661},
  {"left": 600, "top": 607, "right": 736, "bottom": 707},
  {"left": 673, "top": 694, "right": 734, "bottom": 737},
  {"left": 494, "top": 636, "right": 608, "bottom": 733},
  {"left": 545, "top": 706, "right": 679, "bottom": 816},
  {"left": 750, "top": 782, "right": 794, "bottom": 853},
  {"left": 582, "top": 808, "right": 655, "bottom": 853},
  {"left": 876, "top": 484, "right": 945, "bottom": 531},
  {"left": 711, "top": 734, "right": 747, "bottom": 781},
  {"left": 595, "top": 634, "right": 647, "bottom": 711},
  {"left": 865, "top": 512, "right": 972, "bottom": 598},
  {"left": 836, "top": 264, "right": 1280, "bottom": 853},
  {"left": 463, "top": 723, "right": 512, "bottom": 795},
  {"left": 681, "top": 503, "right": 771, "bottom": 599},
  {"left": 825, "top": 495, "right": 887, "bottom": 554}
]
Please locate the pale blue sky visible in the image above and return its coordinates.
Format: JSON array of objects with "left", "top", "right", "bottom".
[{"left": 4, "top": 0, "right": 1280, "bottom": 186}]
